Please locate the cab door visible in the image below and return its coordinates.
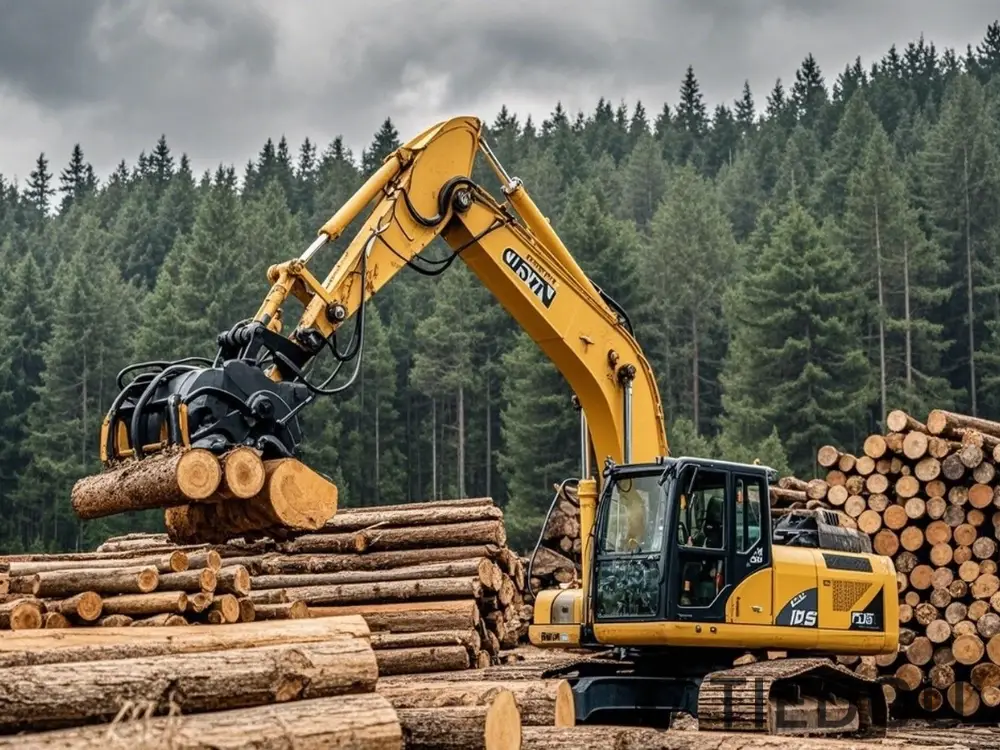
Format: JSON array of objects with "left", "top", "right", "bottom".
[{"left": 668, "top": 463, "right": 732, "bottom": 623}]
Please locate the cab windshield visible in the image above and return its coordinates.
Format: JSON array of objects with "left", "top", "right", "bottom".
[{"left": 598, "top": 473, "right": 666, "bottom": 555}]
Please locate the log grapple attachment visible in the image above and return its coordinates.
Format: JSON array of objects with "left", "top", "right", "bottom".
[{"left": 73, "top": 320, "right": 340, "bottom": 540}]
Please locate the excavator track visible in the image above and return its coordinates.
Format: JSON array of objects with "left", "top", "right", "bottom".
[{"left": 697, "top": 657, "right": 888, "bottom": 737}]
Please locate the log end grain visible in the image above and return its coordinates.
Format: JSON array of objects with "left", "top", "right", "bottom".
[{"left": 220, "top": 446, "right": 267, "bottom": 499}]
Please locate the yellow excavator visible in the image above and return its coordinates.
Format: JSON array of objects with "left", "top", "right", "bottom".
[{"left": 93, "top": 115, "right": 898, "bottom": 735}]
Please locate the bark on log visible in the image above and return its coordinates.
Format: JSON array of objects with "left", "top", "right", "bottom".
[
  {"left": 929, "top": 410, "right": 1000, "bottom": 439},
  {"left": 377, "top": 678, "right": 574, "bottom": 727},
  {"left": 354, "top": 520, "right": 506, "bottom": 553},
  {"left": 283, "top": 577, "right": 483, "bottom": 606},
  {"left": 253, "top": 601, "right": 310, "bottom": 620},
  {"left": 42, "top": 592, "right": 102, "bottom": 623},
  {"left": 165, "top": 458, "right": 338, "bottom": 543},
  {"left": 0, "top": 693, "right": 404, "bottom": 750},
  {"left": 0, "top": 615, "right": 371, "bottom": 668},
  {"left": 6, "top": 551, "right": 188, "bottom": 576},
  {"left": 0, "top": 638, "right": 379, "bottom": 732},
  {"left": 251, "top": 558, "right": 500, "bottom": 591},
  {"left": 157, "top": 567, "right": 217, "bottom": 593},
  {"left": 25, "top": 566, "right": 159, "bottom": 598},
  {"left": 309, "top": 600, "right": 480, "bottom": 633},
  {"left": 376, "top": 645, "right": 471, "bottom": 676},
  {"left": 70, "top": 448, "right": 222, "bottom": 519},
  {"left": 98, "top": 592, "right": 189, "bottom": 617},
  {"left": 888, "top": 410, "right": 928, "bottom": 433},
  {"left": 324, "top": 504, "right": 503, "bottom": 533},
  {"left": 396, "top": 689, "right": 519, "bottom": 750}
]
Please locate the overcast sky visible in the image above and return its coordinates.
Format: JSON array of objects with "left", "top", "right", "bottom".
[{"left": 1, "top": 1, "right": 998, "bottom": 185}]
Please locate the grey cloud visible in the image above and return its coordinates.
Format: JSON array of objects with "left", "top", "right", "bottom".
[{"left": 0, "top": 0, "right": 997, "bottom": 183}]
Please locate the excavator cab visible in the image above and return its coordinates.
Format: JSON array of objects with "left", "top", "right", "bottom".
[{"left": 534, "top": 456, "right": 895, "bottom": 735}]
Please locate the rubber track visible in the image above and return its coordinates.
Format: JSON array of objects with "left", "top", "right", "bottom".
[{"left": 697, "top": 657, "right": 887, "bottom": 737}]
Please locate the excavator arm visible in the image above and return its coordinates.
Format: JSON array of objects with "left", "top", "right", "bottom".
[
  {"left": 265, "top": 115, "right": 667, "bottom": 470},
  {"left": 99, "top": 115, "right": 667, "bottom": 481}
]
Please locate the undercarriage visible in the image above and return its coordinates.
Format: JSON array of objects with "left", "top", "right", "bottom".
[{"left": 542, "top": 649, "right": 888, "bottom": 738}]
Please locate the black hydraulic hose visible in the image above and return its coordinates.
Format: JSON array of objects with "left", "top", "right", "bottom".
[
  {"left": 128, "top": 364, "right": 197, "bottom": 460},
  {"left": 116, "top": 357, "right": 211, "bottom": 390},
  {"left": 526, "top": 477, "right": 579, "bottom": 601}
]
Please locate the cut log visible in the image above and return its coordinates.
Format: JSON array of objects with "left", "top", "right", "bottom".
[
  {"left": 325, "top": 504, "right": 503, "bottom": 533},
  {"left": 0, "top": 638, "right": 379, "bottom": 732},
  {"left": 165, "top": 458, "right": 338, "bottom": 543},
  {"left": 0, "top": 599, "right": 42, "bottom": 630},
  {"left": 131, "top": 613, "right": 187, "bottom": 626},
  {"left": 377, "top": 678, "right": 573, "bottom": 727},
  {"left": 928, "top": 410, "right": 1000, "bottom": 439},
  {"left": 309, "top": 600, "right": 480, "bottom": 633},
  {"left": 396, "top": 688, "right": 520, "bottom": 750},
  {"left": 70, "top": 448, "right": 222, "bottom": 519},
  {"left": 903, "top": 431, "right": 929, "bottom": 460},
  {"left": 157, "top": 567, "right": 217, "bottom": 593},
  {"left": 286, "top": 578, "right": 484, "bottom": 609},
  {"left": 354, "top": 521, "right": 506, "bottom": 553},
  {"left": 98, "top": 592, "right": 188, "bottom": 617},
  {"left": 6, "top": 551, "right": 188, "bottom": 576},
  {"left": 253, "top": 601, "right": 310, "bottom": 620},
  {"left": 42, "top": 592, "right": 102, "bottom": 623},
  {"left": 215, "top": 565, "right": 251, "bottom": 596},
  {"left": 888, "top": 410, "right": 927, "bottom": 433},
  {"left": 947, "top": 681, "right": 980, "bottom": 716},
  {"left": 25, "top": 566, "right": 159, "bottom": 598},
  {"left": 863, "top": 434, "right": 887, "bottom": 458},
  {"left": 251, "top": 558, "right": 501, "bottom": 591},
  {"left": 217, "top": 445, "right": 267, "bottom": 500},
  {"left": 376, "top": 645, "right": 471, "bottom": 676},
  {"left": 0, "top": 693, "right": 403, "bottom": 750},
  {"left": 817, "top": 445, "right": 841, "bottom": 467},
  {"left": 0, "top": 615, "right": 371, "bottom": 668}
]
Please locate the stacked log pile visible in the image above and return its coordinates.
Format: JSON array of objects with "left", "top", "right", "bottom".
[
  {"left": 0, "top": 615, "right": 565, "bottom": 750},
  {"left": 1, "top": 497, "right": 531, "bottom": 676},
  {"left": 787, "top": 409, "right": 1000, "bottom": 720}
]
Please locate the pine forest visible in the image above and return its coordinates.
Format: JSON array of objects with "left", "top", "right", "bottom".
[{"left": 3, "top": 25, "right": 1000, "bottom": 554}]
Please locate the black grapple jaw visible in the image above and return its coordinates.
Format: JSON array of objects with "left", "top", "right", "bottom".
[{"left": 100, "top": 322, "right": 315, "bottom": 466}]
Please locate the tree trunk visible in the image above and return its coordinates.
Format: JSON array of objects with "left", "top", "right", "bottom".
[
  {"left": 0, "top": 687, "right": 400, "bottom": 750},
  {"left": 217, "top": 446, "right": 266, "bottom": 500},
  {"left": 963, "top": 145, "right": 977, "bottom": 415},
  {"left": 280, "top": 576, "right": 483, "bottom": 606},
  {"left": 16, "top": 566, "right": 159, "bottom": 599},
  {"left": 323, "top": 504, "right": 501, "bottom": 533},
  {"left": 308, "top": 600, "right": 479, "bottom": 633},
  {"left": 70, "top": 448, "right": 222, "bottom": 519},
  {"left": 432, "top": 396, "right": 438, "bottom": 500},
  {"left": 7, "top": 551, "right": 188, "bottom": 576},
  {"left": 904, "top": 236, "right": 913, "bottom": 389},
  {"left": 353, "top": 520, "right": 506, "bottom": 553},
  {"left": 256, "top": 544, "right": 501, "bottom": 575},
  {"left": 252, "top": 558, "right": 501, "bottom": 591},
  {"left": 0, "top": 599, "right": 43, "bottom": 630},
  {"left": 376, "top": 645, "right": 471, "bottom": 676},
  {"left": 458, "top": 382, "right": 466, "bottom": 498},
  {"left": 377, "top": 678, "right": 574, "bottom": 727},
  {"left": 0, "top": 615, "right": 371, "bottom": 668},
  {"left": 692, "top": 311, "right": 699, "bottom": 434},
  {"left": 874, "top": 199, "right": 887, "bottom": 429},
  {"left": 0, "top": 637, "right": 379, "bottom": 732},
  {"left": 396, "top": 689, "right": 520, "bottom": 750}
]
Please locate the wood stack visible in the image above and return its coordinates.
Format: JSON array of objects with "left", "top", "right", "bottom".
[
  {"left": 0, "top": 615, "right": 561, "bottom": 750},
  {"left": 791, "top": 408, "right": 1000, "bottom": 720},
  {"left": 527, "top": 483, "right": 582, "bottom": 598},
  {"left": 2, "top": 497, "right": 532, "bottom": 676}
]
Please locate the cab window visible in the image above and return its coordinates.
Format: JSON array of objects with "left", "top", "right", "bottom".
[
  {"left": 736, "top": 476, "right": 763, "bottom": 552},
  {"left": 598, "top": 474, "right": 666, "bottom": 555}
]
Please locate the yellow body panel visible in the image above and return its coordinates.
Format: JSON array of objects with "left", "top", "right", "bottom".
[{"left": 531, "top": 544, "right": 898, "bottom": 657}]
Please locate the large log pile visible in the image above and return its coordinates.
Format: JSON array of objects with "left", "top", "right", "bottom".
[
  {"left": 526, "top": 483, "right": 581, "bottom": 598},
  {"left": 790, "top": 408, "right": 1000, "bottom": 720},
  {"left": 1, "top": 498, "right": 531, "bottom": 676}
]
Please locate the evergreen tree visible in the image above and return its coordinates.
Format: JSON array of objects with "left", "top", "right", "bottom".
[
  {"left": 25, "top": 153, "right": 54, "bottom": 221},
  {"left": 58, "top": 144, "right": 93, "bottom": 212},
  {"left": 616, "top": 131, "right": 667, "bottom": 230},
  {"left": 362, "top": 118, "right": 401, "bottom": 176},
  {"left": 149, "top": 135, "right": 174, "bottom": 191},
  {"left": 735, "top": 81, "right": 756, "bottom": 138},
  {"left": 497, "top": 331, "right": 577, "bottom": 548},
  {"left": 642, "top": 165, "right": 739, "bottom": 434},
  {"left": 839, "top": 124, "right": 953, "bottom": 425},
  {"left": 917, "top": 73, "right": 1000, "bottom": 415},
  {"left": 720, "top": 202, "right": 871, "bottom": 476},
  {"left": 675, "top": 66, "right": 709, "bottom": 168},
  {"left": 791, "top": 53, "right": 829, "bottom": 134},
  {"left": 818, "top": 90, "right": 879, "bottom": 217}
]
